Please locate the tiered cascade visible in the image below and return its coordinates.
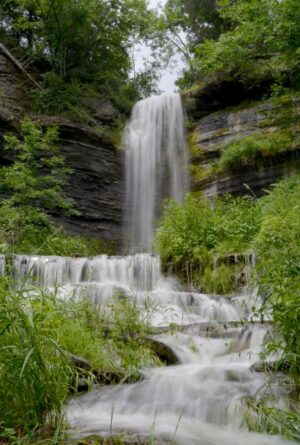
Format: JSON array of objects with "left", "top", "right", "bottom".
[{"left": 12, "top": 254, "right": 291, "bottom": 445}]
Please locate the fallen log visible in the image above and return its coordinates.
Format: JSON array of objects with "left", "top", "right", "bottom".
[{"left": 0, "top": 42, "right": 44, "bottom": 91}]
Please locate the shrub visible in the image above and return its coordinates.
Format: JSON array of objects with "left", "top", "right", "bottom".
[
  {"left": 254, "top": 175, "right": 300, "bottom": 375},
  {"left": 154, "top": 193, "right": 259, "bottom": 292},
  {"left": 29, "top": 72, "right": 84, "bottom": 116}
]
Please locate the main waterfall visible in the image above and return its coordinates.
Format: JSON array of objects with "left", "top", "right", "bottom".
[{"left": 124, "top": 94, "right": 189, "bottom": 252}]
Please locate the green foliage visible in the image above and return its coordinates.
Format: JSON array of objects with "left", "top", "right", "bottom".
[
  {"left": 0, "top": 0, "right": 157, "bottom": 112},
  {"left": 0, "top": 290, "right": 73, "bottom": 435},
  {"left": 154, "top": 194, "right": 218, "bottom": 268},
  {"left": 29, "top": 72, "right": 84, "bottom": 116},
  {"left": 154, "top": 193, "right": 260, "bottom": 292},
  {"left": 0, "top": 289, "right": 160, "bottom": 440},
  {"left": 218, "top": 131, "right": 297, "bottom": 171},
  {"left": 160, "top": 0, "right": 228, "bottom": 88},
  {"left": 246, "top": 400, "right": 300, "bottom": 441},
  {"left": 1, "top": 118, "right": 71, "bottom": 212},
  {"left": 214, "top": 195, "right": 261, "bottom": 253},
  {"left": 202, "top": 264, "right": 236, "bottom": 295},
  {"left": 254, "top": 175, "right": 300, "bottom": 375},
  {"left": 172, "top": 0, "right": 300, "bottom": 91},
  {"left": 0, "top": 118, "right": 78, "bottom": 254}
]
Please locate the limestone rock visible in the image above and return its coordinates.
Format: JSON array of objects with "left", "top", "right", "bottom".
[{"left": 189, "top": 99, "right": 300, "bottom": 197}]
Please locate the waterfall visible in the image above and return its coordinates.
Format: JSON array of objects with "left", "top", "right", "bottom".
[
  {"left": 124, "top": 93, "right": 189, "bottom": 253},
  {"left": 9, "top": 94, "right": 294, "bottom": 445}
]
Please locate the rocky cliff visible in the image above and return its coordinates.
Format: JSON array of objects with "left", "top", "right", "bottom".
[
  {"left": 184, "top": 83, "right": 300, "bottom": 198},
  {"left": 0, "top": 52, "right": 124, "bottom": 242}
]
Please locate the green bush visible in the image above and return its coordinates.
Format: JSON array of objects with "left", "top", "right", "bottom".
[
  {"left": 28, "top": 72, "right": 84, "bottom": 115},
  {"left": 154, "top": 193, "right": 259, "bottom": 292},
  {"left": 154, "top": 194, "right": 217, "bottom": 266},
  {"left": 202, "top": 264, "right": 236, "bottom": 295},
  {"left": 254, "top": 175, "right": 300, "bottom": 375},
  {"left": 0, "top": 118, "right": 72, "bottom": 213}
]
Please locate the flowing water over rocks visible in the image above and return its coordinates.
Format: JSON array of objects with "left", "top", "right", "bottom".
[
  {"left": 13, "top": 254, "right": 293, "bottom": 445},
  {"left": 10, "top": 93, "right": 295, "bottom": 444},
  {"left": 124, "top": 94, "right": 189, "bottom": 252}
]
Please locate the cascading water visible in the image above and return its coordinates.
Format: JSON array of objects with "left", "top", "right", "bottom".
[
  {"left": 124, "top": 93, "right": 189, "bottom": 252},
  {"left": 12, "top": 94, "right": 296, "bottom": 445},
  {"left": 13, "top": 254, "right": 293, "bottom": 445}
]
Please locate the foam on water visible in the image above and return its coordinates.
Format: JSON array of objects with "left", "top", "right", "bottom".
[{"left": 12, "top": 253, "right": 294, "bottom": 445}]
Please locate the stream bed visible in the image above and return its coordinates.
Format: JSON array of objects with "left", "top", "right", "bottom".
[{"left": 13, "top": 253, "right": 296, "bottom": 445}]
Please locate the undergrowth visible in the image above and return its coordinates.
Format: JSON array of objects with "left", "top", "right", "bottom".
[
  {"left": 246, "top": 399, "right": 300, "bottom": 442},
  {"left": 154, "top": 193, "right": 260, "bottom": 293},
  {"left": 0, "top": 284, "right": 160, "bottom": 443}
]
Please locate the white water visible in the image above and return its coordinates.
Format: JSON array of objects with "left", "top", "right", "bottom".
[
  {"left": 11, "top": 94, "right": 295, "bottom": 444},
  {"left": 124, "top": 94, "right": 189, "bottom": 252},
  {"left": 13, "top": 254, "right": 293, "bottom": 445}
]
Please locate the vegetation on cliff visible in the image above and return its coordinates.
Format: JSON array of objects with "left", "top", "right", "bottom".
[
  {"left": 0, "top": 0, "right": 160, "bottom": 117},
  {"left": 163, "top": 0, "right": 300, "bottom": 92},
  {"left": 0, "top": 118, "right": 107, "bottom": 255}
]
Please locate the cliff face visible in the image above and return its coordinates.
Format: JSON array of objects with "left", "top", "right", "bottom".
[
  {"left": 0, "top": 52, "right": 124, "bottom": 242},
  {"left": 53, "top": 123, "right": 124, "bottom": 240},
  {"left": 184, "top": 84, "right": 300, "bottom": 198}
]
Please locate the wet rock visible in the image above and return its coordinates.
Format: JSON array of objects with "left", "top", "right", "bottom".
[
  {"left": 0, "top": 53, "right": 23, "bottom": 118},
  {"left": 81, "top": 96, "right": 120, "bottom": 125},
  {"left": 147, "top": 336, "right": 179, "bottom": 365},
  {"left": 67, "top": 351, "right": 93, "bottom": 370},
  {"left": 52, "top": 121, "right": 124, "bottom": 242},
  {"left": 65, "top": 350, "right": 141, "bottom": 392},
  {"left": 151, "top": 321, "right": 273, "bottom": 339}
]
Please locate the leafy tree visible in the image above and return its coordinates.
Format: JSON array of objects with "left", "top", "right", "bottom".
[
  {"left": 164, "top": 0, "right": 226, "bottom": 46},
  {"left": 1, "top": 118, "right": 71, "bottom": 211},
  {"left": 0, "top": 118, "right": 73, "bottom": 251},
  {"left": 167, "top": 0, "right": 300, "bottom": 90},
  {"left": 157, "top": 0, "right": 229, "bottom": 87},
  {"left": 0, "top": 0, "right": 156, "bottom": 107}
]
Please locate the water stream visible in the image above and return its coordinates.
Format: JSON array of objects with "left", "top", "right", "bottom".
[
  {"left": 13, "top": 254, "right": 293, "bottom": 445},
  {"left": 12, "top": 93, "right": 296, "bottom": 444}
]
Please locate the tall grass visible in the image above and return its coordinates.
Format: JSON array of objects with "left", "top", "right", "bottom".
[
  {"left": 0, "top": 288, "right": 73, "bottom": 436},
  {"left": 246, "top": 399, "right": 300, "bottom": 442},
  {"left": 0, "top": 283, "right": 160, "bottom": 442}
]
